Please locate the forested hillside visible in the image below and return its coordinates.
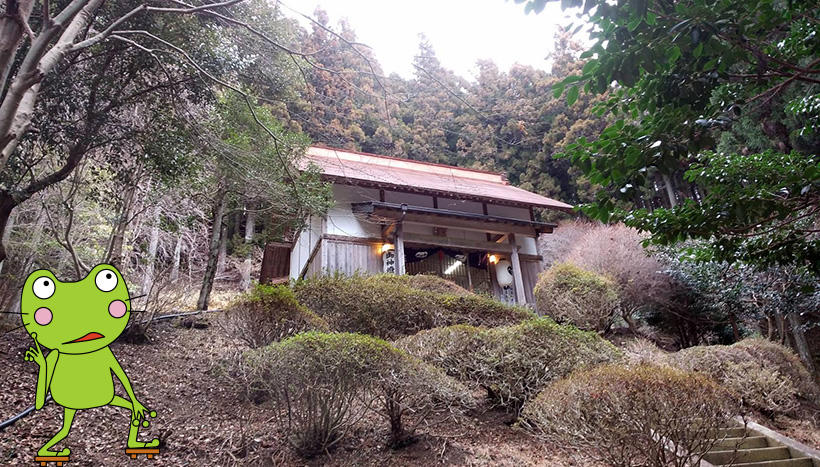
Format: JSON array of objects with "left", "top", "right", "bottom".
[{"left": 271, "top": 10, "right": 607, "bottom": 208}]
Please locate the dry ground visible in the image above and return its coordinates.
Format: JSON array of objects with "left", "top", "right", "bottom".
[{"left": 0, "top": 316, "right": 595, "bottom": 466}]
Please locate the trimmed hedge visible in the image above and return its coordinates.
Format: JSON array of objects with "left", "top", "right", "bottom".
[
  {"left": 293, "top": 274, "right": 533, "bottom": 339},
  {"left": 220, "top": 283, "right": 329, "bottom": 348},
  {"left": 242, "top": 332, "right": 474, "bottom": 456},
  {"left": 521, "top": 364, "right": 737, "bottom": 467},
  {"left": 666, "top": 338, "right": 818, "bottom": 414},
  {"left": 396, "top": 318, "right": 620, "bottom": 410},
  {"left": 534, "top": 262, "right": 620, "bottom": 332}
]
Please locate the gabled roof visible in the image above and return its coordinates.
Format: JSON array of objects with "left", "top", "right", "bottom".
[{"left": 303, "top": 146, "right": 573, "bottom": 211}]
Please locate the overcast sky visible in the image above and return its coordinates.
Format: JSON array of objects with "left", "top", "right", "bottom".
[{"left": 279, "top": 0, "right": 573, "bottom": 80}]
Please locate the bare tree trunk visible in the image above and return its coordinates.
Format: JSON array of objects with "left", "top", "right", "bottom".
[
  {"left": 0, "top": 0, "right": 35, "bottom": 97},
  {"left": 786, "top": 312, "right": 816, "bottom": 375},
  {"left": 142, "top": 204, "right": 162, "bottom": 294},
  {"left": 170, "top": 234, "right": 182, "bottom": 282},
  {"left": 105, "top": 182, "right": 137, "bottom": 267},
  {"left": 216, "top": 219, "right": 227, "bottom": 276},
  {"left": 239, "top": 208, "right": 255, "bottom": 291},
  {"left": 0, "top": 206, "right": 15, "bottom": 275},
  {"left": 661, "top": 173, "right": 677, "bottom": 208},
  {"left": 775, "top": 311, "right": 790, "bottom": 346},
  {"left": 197, "top": 187, "right": 227, "bottom": 311}
]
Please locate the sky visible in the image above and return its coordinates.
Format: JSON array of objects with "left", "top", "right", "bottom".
[{"left": 279, "top": 0, "right": 574, "bottom": 80}]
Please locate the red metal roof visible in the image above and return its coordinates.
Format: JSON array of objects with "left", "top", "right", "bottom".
[{"left": 303, "top": 146, "right": 574, "bottom": 211}]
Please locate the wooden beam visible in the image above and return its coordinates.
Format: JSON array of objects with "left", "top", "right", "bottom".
[
  {"left": 396, "top": 212, "right": 544, "bottom": 236},
  {"left": 509, "top": 234, "right": 527, "bottom": 305},
  {"left": 404, "top": 233, "right": 513, "bottom": 253},
  {"left": 395, "top": 221, "right": 406, "bottom": 275}
]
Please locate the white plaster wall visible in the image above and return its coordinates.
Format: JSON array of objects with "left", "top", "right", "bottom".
[
  {"left": 325, "top": 185, "right": 382, "bottom": 238},
  {"left": 517, "top": 236, "right": 538, "bottom": 255},
  {"left": 290, "top": 215, "right": 324, "bottom": 279}
]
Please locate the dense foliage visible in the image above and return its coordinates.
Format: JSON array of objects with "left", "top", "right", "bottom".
[
  {"left": 521, "top": 364, "right": 737, "bottom": 467},
  {"left": 220, "top": 283, "right": 329, "bottom": 348},
  {"left": 534, "top": 262, "right": 620, "bottom": 332},
  {"left": 521, "top": 0, "right": 820, "bottom": 270},
  {"left": 292, "top": 274, "right": 533, "bottom": 339},
  {"left": 396, "top": 318, "right": 620, "bottom": 410},
  {"left": 666, "top": 338, "right": 818, "bottom": 414}
]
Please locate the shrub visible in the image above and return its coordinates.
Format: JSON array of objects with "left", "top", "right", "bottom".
[
  {"left": 397, "top": 318, "right": 620, "bottom": 410},
  {"left": 666, "top": 338, "right": 818, "bottom": 415},
  {"left": 403, "top": 274, "right": 471, "bottom": 296},
  {"left": 534, "top": 263, "right": 619, "bottom": 332},
  {"left": 243, "top": 332, "right": 473, "bottom": 456},
  {"left": 220, "top": 283, "right": 329, "bottom": 348},
  {"left": 520, "top": 364, "right": 738, "bottom": 467},
  {"left": 293, "top": 274, "right": 532, "bottom": 339},
  {"left": 563, "top": 223, "right": 676, "bottom": 333}
]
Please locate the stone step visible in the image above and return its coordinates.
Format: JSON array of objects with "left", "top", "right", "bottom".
[
  {"left": 704, "top": 447, "right": 792, "bottom": 465},
  {"left": 708, "top": 427, "right": 749, "bottom": 438},
  {"left": 726, "top": 458, "right": 815, "bottom": 467},
  {"left": 710, "top": 436, "right": 770, "bottom": 449}
]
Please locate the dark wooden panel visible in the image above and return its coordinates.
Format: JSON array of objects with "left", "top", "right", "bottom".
[{"left": 260, "top": 242, "right": 292, "bottom": 283}]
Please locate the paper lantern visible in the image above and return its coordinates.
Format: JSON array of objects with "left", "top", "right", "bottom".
[{"left": 495, "top": 260, "right": 513, "bottom": 287}]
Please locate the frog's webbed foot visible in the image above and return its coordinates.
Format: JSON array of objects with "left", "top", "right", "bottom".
[
  {"left": 127, "top": 409, "right": 159, "bottom": 448},
  {"left": 37, "top": 447, "right": 70, "bottom": 457},
  {"left": 126, "top": 438, "right": 159, "bottom": 449}
]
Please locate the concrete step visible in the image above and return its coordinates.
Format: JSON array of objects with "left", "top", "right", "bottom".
[
  {"left": 704, "top": 447, "right": 792, "bottom": 465},
  {"left": 710, "top": 436, "right": 770, "bottom": 449},
  {"left": 727, "top": 458, "right": 815, "bottom": 467}
]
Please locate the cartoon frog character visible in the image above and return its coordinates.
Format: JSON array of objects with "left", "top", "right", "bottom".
[{"left": 21, "top": 264, "right": 159, "bottom": 460}]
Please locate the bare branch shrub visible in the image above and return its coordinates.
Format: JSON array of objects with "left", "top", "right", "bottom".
[
  {"left": 373, "top": 355, "right": 476, "bottom": 447},
  {"left": 665, "top": 338, "right": 818, "bottom": 415},
  {"left": 293, "top": 274, "right": 533, "bottom": 339},
  {"left": 242, "top": 332, "right": 474, "bottom": 457},
  {"left": 538, "top": 219, "right": 595, "bottom": 268},
  {"left": 396, "top": 318, "right": 621, "bottom": 411},
  {"left": 520, "top": 364, "right": 738, "bottom": 467},
  {"left": 534, "top": 262, "right": 620, "bottom": 332},
  {"left": 219, "top": 283, "right": 329, "bottom": 348},
  {"left": 563, "top": 223, "right": 675, "bottom": 332}
]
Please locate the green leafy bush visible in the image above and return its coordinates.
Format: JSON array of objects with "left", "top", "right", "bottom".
[
  {"left": 220, "top": 283, "right": 329, "bottom": 348},
  {"left": 242, "top": 332, "right": 474, "bottom": 456},
  {"left": 534, "top": 262, "right": 619, "bottom": 332},
  {"left": 396, "top": 318, "right": 620, "bottom": 410},
  {"left": 293, "top": 274, "right": 533, "bottom": 339},
  {"left": 521, "top": 364, "right": 737, "bottom": 467},
  {"left": 666, "top": 338, "right": 818, "bottom": 415}
]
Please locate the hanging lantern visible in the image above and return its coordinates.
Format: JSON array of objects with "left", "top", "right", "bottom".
[{"left": 495, "top": 260, "right": 513, "bottom": 287}]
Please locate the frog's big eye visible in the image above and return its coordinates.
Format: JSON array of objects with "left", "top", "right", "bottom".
[
  {"left": 32, "top": 277, "right": 55, "bottom": 299},
  {"left": 95, "top": 269, "right": 118, "bottom": 292}
]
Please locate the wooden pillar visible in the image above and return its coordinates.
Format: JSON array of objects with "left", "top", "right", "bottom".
[
  {"left": 395, "top": 221, "right": 406, "bottom": 275},
  {"left": 509, "top": 234, "right": 527, "bottom": 305},
  {"left": 464, "top": 251, "right": 473, "bottom": 291}
]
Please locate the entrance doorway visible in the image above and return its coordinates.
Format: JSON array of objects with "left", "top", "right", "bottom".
[{"left": 404, "top": 246, "right": 492, "bottom": 294}]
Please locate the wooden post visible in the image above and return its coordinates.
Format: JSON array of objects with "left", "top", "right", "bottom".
[
  {"left": 464, "top": 251, "right": 473, "bottom": 291},
  {"left": 509, "top": 234, "right": 527, "bottom": 305},
  {"left": 395, "top": 221, "right": 406, "bottom": 275}
]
